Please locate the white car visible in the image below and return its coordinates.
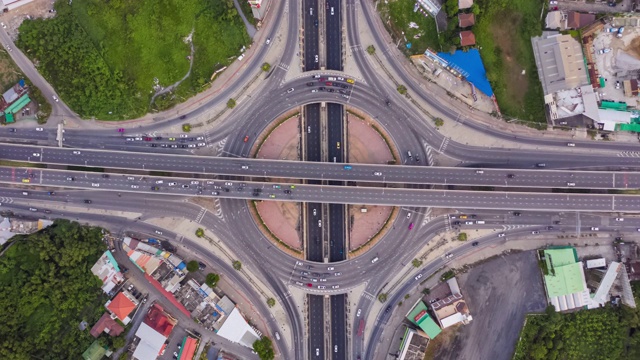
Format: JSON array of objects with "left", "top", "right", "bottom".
[
  {"left": 371, "top": 257, "right": 379, "bottom": 263},
  {"left": 91, "top": 183, "right": 100, "bottom": 187},
  {"left": 567, "top": 182, "right": 576, "bottom": 187},
  {"left": 445, "top": 253, "right": 453, "bottom": 259},
  {"left": 155, "top": 180, "right": 163, "bottom": 184},
  {"left": 134, "top": 137, "right": 142, "bottom": 141},
  {"left": 415, "top": 274, "right": 423, "bottom": 280},
  {"left": 591, "top": 227, "right": 599, "bottom": 231},
  {"left": 127, "top": 176, "right": 135, "bottom": 180},
  {"left": 356, "top": 309, "right": 361, "bottom": 317},
  {"left": 317, "top": 285, "right": 326, "bottom": 289},
  {"left": 373, "top": 171, "right": 382, "bottom": 176},
  {"left": 498, "top": 233, "right": 506, "bottom": 237},
  {"left": 314, "top": 54, "right": 318, "bottom": 63},
  {"left": 616, "top": 218, "right": 624, "bottom": 222},
  {"left": 180, "top": 134, "right": 188, "bottom": 138},
  {"left": 318, "top": 220, "right": 322, "bottom": 227},
  {"left": 73, "top": 151, "right": 81, "bottom": 155},
  {"left": 168, "top": 182, "right": 177, "bottom": 186},
  {"left": 225, "top": 182, "right": 233, "bottom": 186},
  {"left": 52, "top": 95, "right": 59, "bottom": 102},
  {"left": 327, "top": 267, "right": 335, "bottom": 270},
  {"left": 196, "top": 136, "right": 204, "bottom": 141},
  {"left": 32, "top": 153, "right": 40, "bottom": 157},
  {"left": 197, "top": 142, "right": 206, "bottom": 147},
  {"left": 241, "top": 165, "right": 249, "bottom": 169},
  {"left": 191, "top": 181, "right": 200, "bottom": 185},
  {"left": 287, "top": 88, "right": 294, "bottom": 93},
  {"left": 155, "top": 230, "right": 163, "bottom": 235},
  {"left": 131, "top": 185, "right": 139, "bottom": 189},
  {"left": 311, "top": 89, "right": 318, "bottom": 93},
  {"left": 188, "top": 144, "right": 196, "bottom": 148},
  {"left": 567, "top": 143, "right": 575, "bottom": 147},
  {"left": 0, "top": 23, "right": 5, "bottom": 29},
  {"left": 476, "top": 170, "right": 484, "bottom": 174},
  {"left": 35, "top": 127, "right": 43, "bottom": 131},
  {"left": 332, "top": 285, "right": 339, "bottom": 289},
  {"left": 266, "top": 37, "right": 271, "bottom": 45}
]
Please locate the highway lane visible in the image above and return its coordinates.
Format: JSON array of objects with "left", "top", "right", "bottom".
[
  {"left": 5, "top": 166, "right": 640, "bottom": 211},
  {"left": 325, "top": 0, "right": 343, "bottom": 71},
  {"left": 304, "top": 0, "right": 320, "bottom": 71},
  {"left": 4, "top": 143, "right": 640, "bottom": 190},
  {"left": 331, "top": 294, "right": 347, "bottom": 360}
]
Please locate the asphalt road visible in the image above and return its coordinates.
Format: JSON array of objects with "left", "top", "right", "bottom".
[
  {"left": 325, "top": 0, "right": 342, "bottom": 71},
  {"left": 304, "top": 0, "right": 320, "bottom": 71},
  {"left": 308, "top": 295, "right": 325, "bottom": 359},
  {"left": 4, "top": 143, "right": 640, "bottom": 190},
  {"left": 331, "top": 294, "right": 347, "bottom": 360}
]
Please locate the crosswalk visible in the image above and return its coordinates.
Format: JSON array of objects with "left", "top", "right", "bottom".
[
  {"left": 0, "top": 197, "right": 14, "bottom": 204},
  {"left": 362, "top": 291, "right": 375, "bottom": 301},
  {"left": 420, "top": 208, "right": 433, "bottom": 226},
  {"left": 278, "top": 62, "right": 290, "bottom": 72},
  {"left": 438, "top": 137, "right": 450, "bottom": 153},
  {"left": 195, "top": 207, "right": 207, "bottom": 223}
]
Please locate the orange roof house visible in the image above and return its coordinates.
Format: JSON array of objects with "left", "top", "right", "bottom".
[
  {"left": 460, "top": 31, "right": 476, "bottom": 46},
  {"left": 106, "top": 292, "right": 137, "bottom": 324},
  {"left": 458, "top": 13, "right": 475, "bottom": 28}
]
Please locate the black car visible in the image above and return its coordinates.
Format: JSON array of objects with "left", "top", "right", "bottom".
[
  {"left": 161, "top": 144, "right": 168, "bottom": 148},
  {"left": 385, "top": 100, "right": 391, "bottom": 106},
  {"left": 102, "top": 174, "right": 109, "bottom": 178},
  {"left": 615, "top": 237, "right": 623, "bottom": 241},
  {"left": 318, "top": 87, "right": 325, "bottom": 91},
  {"left": 9, "top": 128, "right": 16, "bottom": 132},
  {"left": 340, "top": 84, "right": 348, "bottom": 89},
  {"left": 314, "top": 19, "right": 318, "bottom": 27},
  {"left": 306, "top": 82, "right": 314, "bottom": 86},
  {"left": 84, "top": 200, "right": 92, "bottom": 204},
  {"left": 327, "top": 88, "right": 335, "bottom": 93},
  {"left": 180, "top": 144, "right": 188, "bottom": 148},
  {"left": 547, "top": 226, "right": 554, "bottom": 230},
  {"left": 384, "top": 306, "right": 391, "bottom": 313},
  {"left": 179, "top": 115, "right": 187, "bottom": 119},
  {"left": 513, "top": 212, "right": 521, "bottom": 216},
  {"left": 284, "top": 189, "right": 291, "bottom": 194},
  {"left": 507, "top": 174, "right": 515, "bottom": 178},
  {"left": 472, "top": 241, "right": 479, "bottom": 246},
  {"left": 155, "top": 136, "right": 163, "bottom": 140},
  {"left": 44, "top": 209, "right": 52, "bottom": 214},
  {"left": 150, "top": 143, "right": 157, "bottom": 147},
  {"left": 198, "top": 261, "right": 206, "bottom": 270}
]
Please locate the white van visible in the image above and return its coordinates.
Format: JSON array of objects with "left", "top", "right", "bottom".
[
  {"left": 371, "top": 257, "right": 379, "bottom": 263},
  {"left": 476, "top": 220, "right": 485, "bottom": 224},
  {"left": 275, "top": 332, "right": 281, "bottom": 340}
]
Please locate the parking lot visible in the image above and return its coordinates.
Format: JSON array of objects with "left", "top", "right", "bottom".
[{"left": 432, "top": 251, "right": 547, "bottom": 360}]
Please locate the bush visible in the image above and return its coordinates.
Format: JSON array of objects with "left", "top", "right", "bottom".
[
  {"left": 205, "top": 273, "right": 220, "bottom": 287},
  {"left": 378, "top": 293, "right": 388, "bottom": 303},
  {"left": 186, "top": 260, "right": 199, "bottom": 272},
  {"left": 261, "top": 62, "right": 271, "bottom": 72},
  {"left": 111, "top": 335, "right": 125, "bottom": 349},
  {"left": 366, "top": 45, "right": 376, "bottom": 54},
  {"left": 412, "top": 259, "right": 423, "bottom": 268},
  {"left": 233, "top": 260, "right": 242, "bottom": 270},
  {"left": 422, "top": 288, "right": 431, "bottom": 295},
  {"left": 397, "top": 85, "right": 407, "bottom": 95},
  {"left": 458, "top": 232, "right": 468, "bottom": 241},
  {"left": 227, "top": 98, "right": 236, "bottom": 109},
  {"left": 441, "top": 269, "right": 455, "bottom": 281},
  {"left": 404, "top": 294, "right": 410, "bottom": 299},
  {"left": 195, "top": 228, "right": 205, "bottom": 238},
  {"left": 253, "top": 337, "right": 275, "bottom": 360},
  {"left": 182, "top": 123, "right": 192, "bottom": 132},
  {"left": 266, "top": 298, "right": 276, "bottom": 308},
  {"left": 433, "top": 118, "right": 444, "bottom": 127}
]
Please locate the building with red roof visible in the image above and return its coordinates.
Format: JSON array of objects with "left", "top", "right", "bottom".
[
  {"left": 177, "top": 336, "right": 198, "bottom": 360},
  {"left": 458, "top": 13, "right": 475, "bottom": 28},
  {"left": 106, "top": 292, "right": 138, "bottom": 325},
  {"left": 90, "top": 312, "right": 124, "bottom": 338},
  {"left": 460, "top": 31, "right": 476, "bottom": 47},
  {"left": 132, "top": 303, "right": 178, "bottom": 360}
]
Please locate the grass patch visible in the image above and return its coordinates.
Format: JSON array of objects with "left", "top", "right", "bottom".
[
  {"left": 0, "top": 160, "right": 46, "bottom": 168},
  {"left": 379, "top": 0, "right": 441, "bottom": 54},
  {"left": 16, "top": 0, "right": 250, "bottom": 120},
  {"left": 475, "top": 0, "right": 545, "bottom": 123}
]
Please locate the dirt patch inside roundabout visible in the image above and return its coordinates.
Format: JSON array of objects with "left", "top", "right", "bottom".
[{"left": 252, "top": 111, "right": 303, "bottom": 253}]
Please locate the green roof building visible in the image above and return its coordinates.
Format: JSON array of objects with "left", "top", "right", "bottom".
[
  {"left": 406, "top": 301, "right": 441, "bottom": 339},
  {"left": 542, "top": 247, "right": 588, "bottom": 311},
  {"left": 82, "top": 340, "right": 106, "bottom": 360}
]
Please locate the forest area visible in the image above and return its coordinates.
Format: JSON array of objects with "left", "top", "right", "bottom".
[
  {"left": 0, "top": 220, "right": 109, "bottom": 359},
  {"left": 16, "top": 0, "right": 250, "bottom": 120}
]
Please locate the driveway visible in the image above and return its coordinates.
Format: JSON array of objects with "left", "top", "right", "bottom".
[{"left": 434, "top": 251, "right": 548, "bottom": 360}]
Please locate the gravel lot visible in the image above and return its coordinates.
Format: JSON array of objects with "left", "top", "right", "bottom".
[{"left": 434, "top": 250, "right": 547, "bottom": 360}]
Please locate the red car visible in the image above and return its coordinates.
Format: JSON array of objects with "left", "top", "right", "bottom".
[
  {"left": 319, "top": 77, "right": 325, "bottom": 82},
  {"left": 325, "top": 82, "right": 332, "bottom": 86},
  {"left": 117, "top": 128, "right": 125, "bottom": 133},
  {"left": 144, "top": 137, "right": 152, "bottom": 141},
  {"left": 307, "top": 283, "right": 313, "bottom": 287},
  {"left": 244, "top": 135, "right": 249, "bottom": 142}
]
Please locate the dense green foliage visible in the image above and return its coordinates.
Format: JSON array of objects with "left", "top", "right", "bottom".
[
  {"left": 384, "top": 0, "right": 440, "bottom": 53},
  {"left": 187, "top": 260, "right": 199, "bottom": 272},
  {"left": 514, "top": 302, "right": 640, "bottom": 360},
  {"left": 457, "top": 232, "right": 468, "bottom": 241},
  {"left": 433, "top": 118, "right": 444, "bottom": 127},
  {"left": 252, "top": 336, "right": 275, "bottom": 360},
  {"left": 0, "top": 220, "right": 107, "bottom": 359},
  {"left": 266, "top": 298, "right": 276, "bottom": 308},
  {"left": 16, "top": 0, "right": 249, "bottom": 119},
  {"left": 205, "top": 273, "right": 220, "bottom": 287},
  {"left": 195, "top": 228, "right": 205, "bottom": 237}
]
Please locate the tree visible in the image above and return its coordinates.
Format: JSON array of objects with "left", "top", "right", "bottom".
[
  {"left": 412, "top": 259, "right": 423, "bottom": 268},
  {"left": 397, "top": 85, "right": 407, "bottom": 95},
  {"left": 227, "top": 98, "right": 236, "bottom": 109},
  {"left": 195, "top": 228, "right": 205, "bottom": 238},
  {"left": 445, "top": 0, "right": 458, "bottom": 17},
  {"left": 233, "top": 260, "right": 242, "bottom": 270},
  {"left": 422, "top": 288, "right": 431, "bottom": 295},
  {"left": 261, "top": 62, "right": 271, "bottom": 72},
  {"left": 458, "top": 232, "right": 468, "bottom": 241},
  {"left": 366, "top": 45, "right": 376, "bottom": 54},
  {"left": 205, "top": 273, "right": 220, "bottom": 287},
  {"left": 111, "top": 335, "right": 126, "bottom": 349},
  {"left": 378, "top": 293, "right": 388, "bottom": 302},
  {"left": 266, "top": 298, "right": 276, "bottom": 308},
  {"left": 433, "top": 118, "right": 444, "bottom": 127},
  {"left": 182, "top": 123, "right": 191, "bottom": 132},
  {"left": 252, "top": 337, "right": 274, "bottom": 360},
  {"left": 470, "top": 3, "right": 481, "bottom": 15},
  {"left": 187, "top": 260, "right": 200, "bottom": 272}
]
